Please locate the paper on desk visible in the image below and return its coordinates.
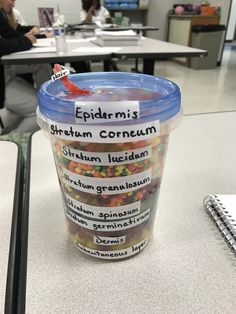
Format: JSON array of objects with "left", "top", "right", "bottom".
[
  {"left": 95, "top": 29, "right": 137, "bottom": 37},
  {"left": 66, "top": 38, "right": 94, "bottom": 43},
  {"left": 14, "top": 46, "right": 56, "bottom": 54},
  {"left": 35, "top": 37, "right": 94, "bottom": 45},
  {"left": 71, "top": 47, "right": 121, "bottom": 53},
  {"left": 100, "top": 23, "right": 113, "bottom": 28},
  {"left": 33, "top": 38, "right": 55, "bottom": 47}
]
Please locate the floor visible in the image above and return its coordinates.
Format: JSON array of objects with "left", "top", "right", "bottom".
[{"left": 92, "top": 41, "right": 236, "bottom": 116}]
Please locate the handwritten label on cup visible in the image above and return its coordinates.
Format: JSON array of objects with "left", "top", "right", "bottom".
[
  {"left": 66, "top": 207, "right": 150, "bottom": 231},
  {"left": 93, "top": 235, "right": 126, "bottom": 245},
  {"left": 75, "top": 101, "right": 140, "bottom": 123},
  {"left": 65, "top": 193, "right": 141, "bottom": 220},
  {"left": 76, "top": 238, "right": 148, "bottom": 259},
  {"left": 63, "top": 168, "right": 152, "bottom": 195},
  {"left": 49, "top": 120, "right": 160, "bottom": 142},
  {"left": 61, "top": 145, "right": 152, "bottom": 165}
]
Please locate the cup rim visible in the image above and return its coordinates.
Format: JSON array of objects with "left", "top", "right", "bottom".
[{"left": 38, "top": 71, "right": 181, "bottom": 125}]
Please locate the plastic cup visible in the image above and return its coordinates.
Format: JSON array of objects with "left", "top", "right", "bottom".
[{"left": 37, "top": 72, "right": 182, "bottom": 260}]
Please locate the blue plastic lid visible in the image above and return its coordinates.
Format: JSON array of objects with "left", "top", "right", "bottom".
[{"left": 38, "top": 72, "right": 181, "bottom": 126}]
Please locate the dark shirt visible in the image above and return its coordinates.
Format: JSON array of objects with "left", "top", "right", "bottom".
[
  {"left": 0, "top": 9, "right": 32, "bottom": 108},
  {"left": 0, "top": 9, "right": 23, "bottom": 38}
]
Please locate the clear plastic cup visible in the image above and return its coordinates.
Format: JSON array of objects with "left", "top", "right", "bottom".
[{"left": 37, "top": 72, "right": 182, "bottom": 260}]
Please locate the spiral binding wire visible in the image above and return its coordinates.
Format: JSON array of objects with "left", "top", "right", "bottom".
[{"left": 204, "top": 195, "right": 236, "bottom": 256}]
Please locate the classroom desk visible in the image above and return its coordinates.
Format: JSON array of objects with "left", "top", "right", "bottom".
[
  {"left": 0, "top": 38, "right": 111, "bottom": 66},
  {"left": 114, "top": 37, "right": 207, "bottom": 74},
  {"left": 0, "top": 141, "right": 23, "bottom": 314},
  {"left": 20, "top": 112, "right": 236, "bottom": 314},
  {"left": 67, "top": 24, "right": 159, "bottom": 33},
  {"left": 1, "top": 37, "right": 207, "bottom": 75}
]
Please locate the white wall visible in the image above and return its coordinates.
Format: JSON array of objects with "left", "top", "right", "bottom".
[
  {"left": 147, "top": 0, "right": 234, "bottom": 41},
  {"left": 15, "top": 0, "right": 235, "bottom": 41},
  {"left": 208, "top": 0, "right": 229, "bottom": 25},
  {"left": 226, "top": 0, "right": 236, "bottom": 40},
  {"left": 15, "top": 0, "right": 82, "bottom": 25},
  {"left": 146, "top": 0, "right": 196, "bottom": 40}
]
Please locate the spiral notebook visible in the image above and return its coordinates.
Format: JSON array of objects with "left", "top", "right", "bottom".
[{"left": 204, "top": 195, "right": 236, "bottom": 255}]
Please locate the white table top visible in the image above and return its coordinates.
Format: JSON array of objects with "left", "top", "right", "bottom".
[
  {"left": 114, "top": 37, "right": 206, "bottom": 58},
  {"left": 1, "top": 37, "right": 111, "bottom": 65},
  {"left": 26, "top": 112, "right": 236, "bottom": 314},
  {"left": 0, "top": 141, "right": 19, "bottom": 313},
  {"left": 1, "top": 36, "right": 206, "bottom": 65}
]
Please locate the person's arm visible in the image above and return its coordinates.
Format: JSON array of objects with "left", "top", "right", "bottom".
[
  {"left": 0, "top": 34, "right": 34, "bottom": 56},
  {"left": 80, "top": 10, "right": 87, "bottom": 23},
  {"left": 16, "top": 24, "right": 32, "bottom": 33},
  {"left": 102, "top": 7, "right": 112, "bottom": 23},
  {"left": 12, "top": 8, "right": 47, "bottom": 38},
  {"left": 16, "top": 24, "right": 53, "bottom": 38},
  {"left": 1, "top": 10, "right": 44, "bottom": 39},
  {"left": 81, "top": 4, "right": 97, "bottom": 23},
  {"left": 86, "top": 6, "right": 112, "bottom": 24}
]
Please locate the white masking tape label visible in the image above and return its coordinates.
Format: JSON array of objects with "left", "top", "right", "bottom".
[
  {"left": 75, "top": 101, "right": 140, "bottom": 123},
  {"left": 65, "top": 193, "right": 141, "bottom": 220},
  {"left": 49, "top": 120, "right": 160, "bottom": 142},
  {"left": 76, "top": 238, "right": 148, "bottom": 259},
  {"left": 93, "top": 235, "right": 126, "bottom": 245},
  {"left": 63, "top": 168, "right": 152, "bottom": 194},
  {"left": 61, "top": 145, "right": 152, "bottom": 165},
  {"left": 66, "top": 208, "right": 150, "bottom": 231}
]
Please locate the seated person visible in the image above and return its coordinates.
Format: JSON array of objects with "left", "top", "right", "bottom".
[
  {"left": 0, "top": 33, "right": 38, "bottom": 133},
  {"left": 0, "top": 1, "right": 52, "bottom": 89},
  {"left": 1, "top": 0, "right": 52, "bottom": 85},
  {"left": 71, "top": 0, "right": 118, "bottom": 72},
  {"left": 0, "top": 4, "right": 51, "bottom": 133},
  {"left": 80, "top": 0, "right": 111, "bottom": 24},
  {"left": 2, "top": 0, "right": 53, "bottom": 38}
]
